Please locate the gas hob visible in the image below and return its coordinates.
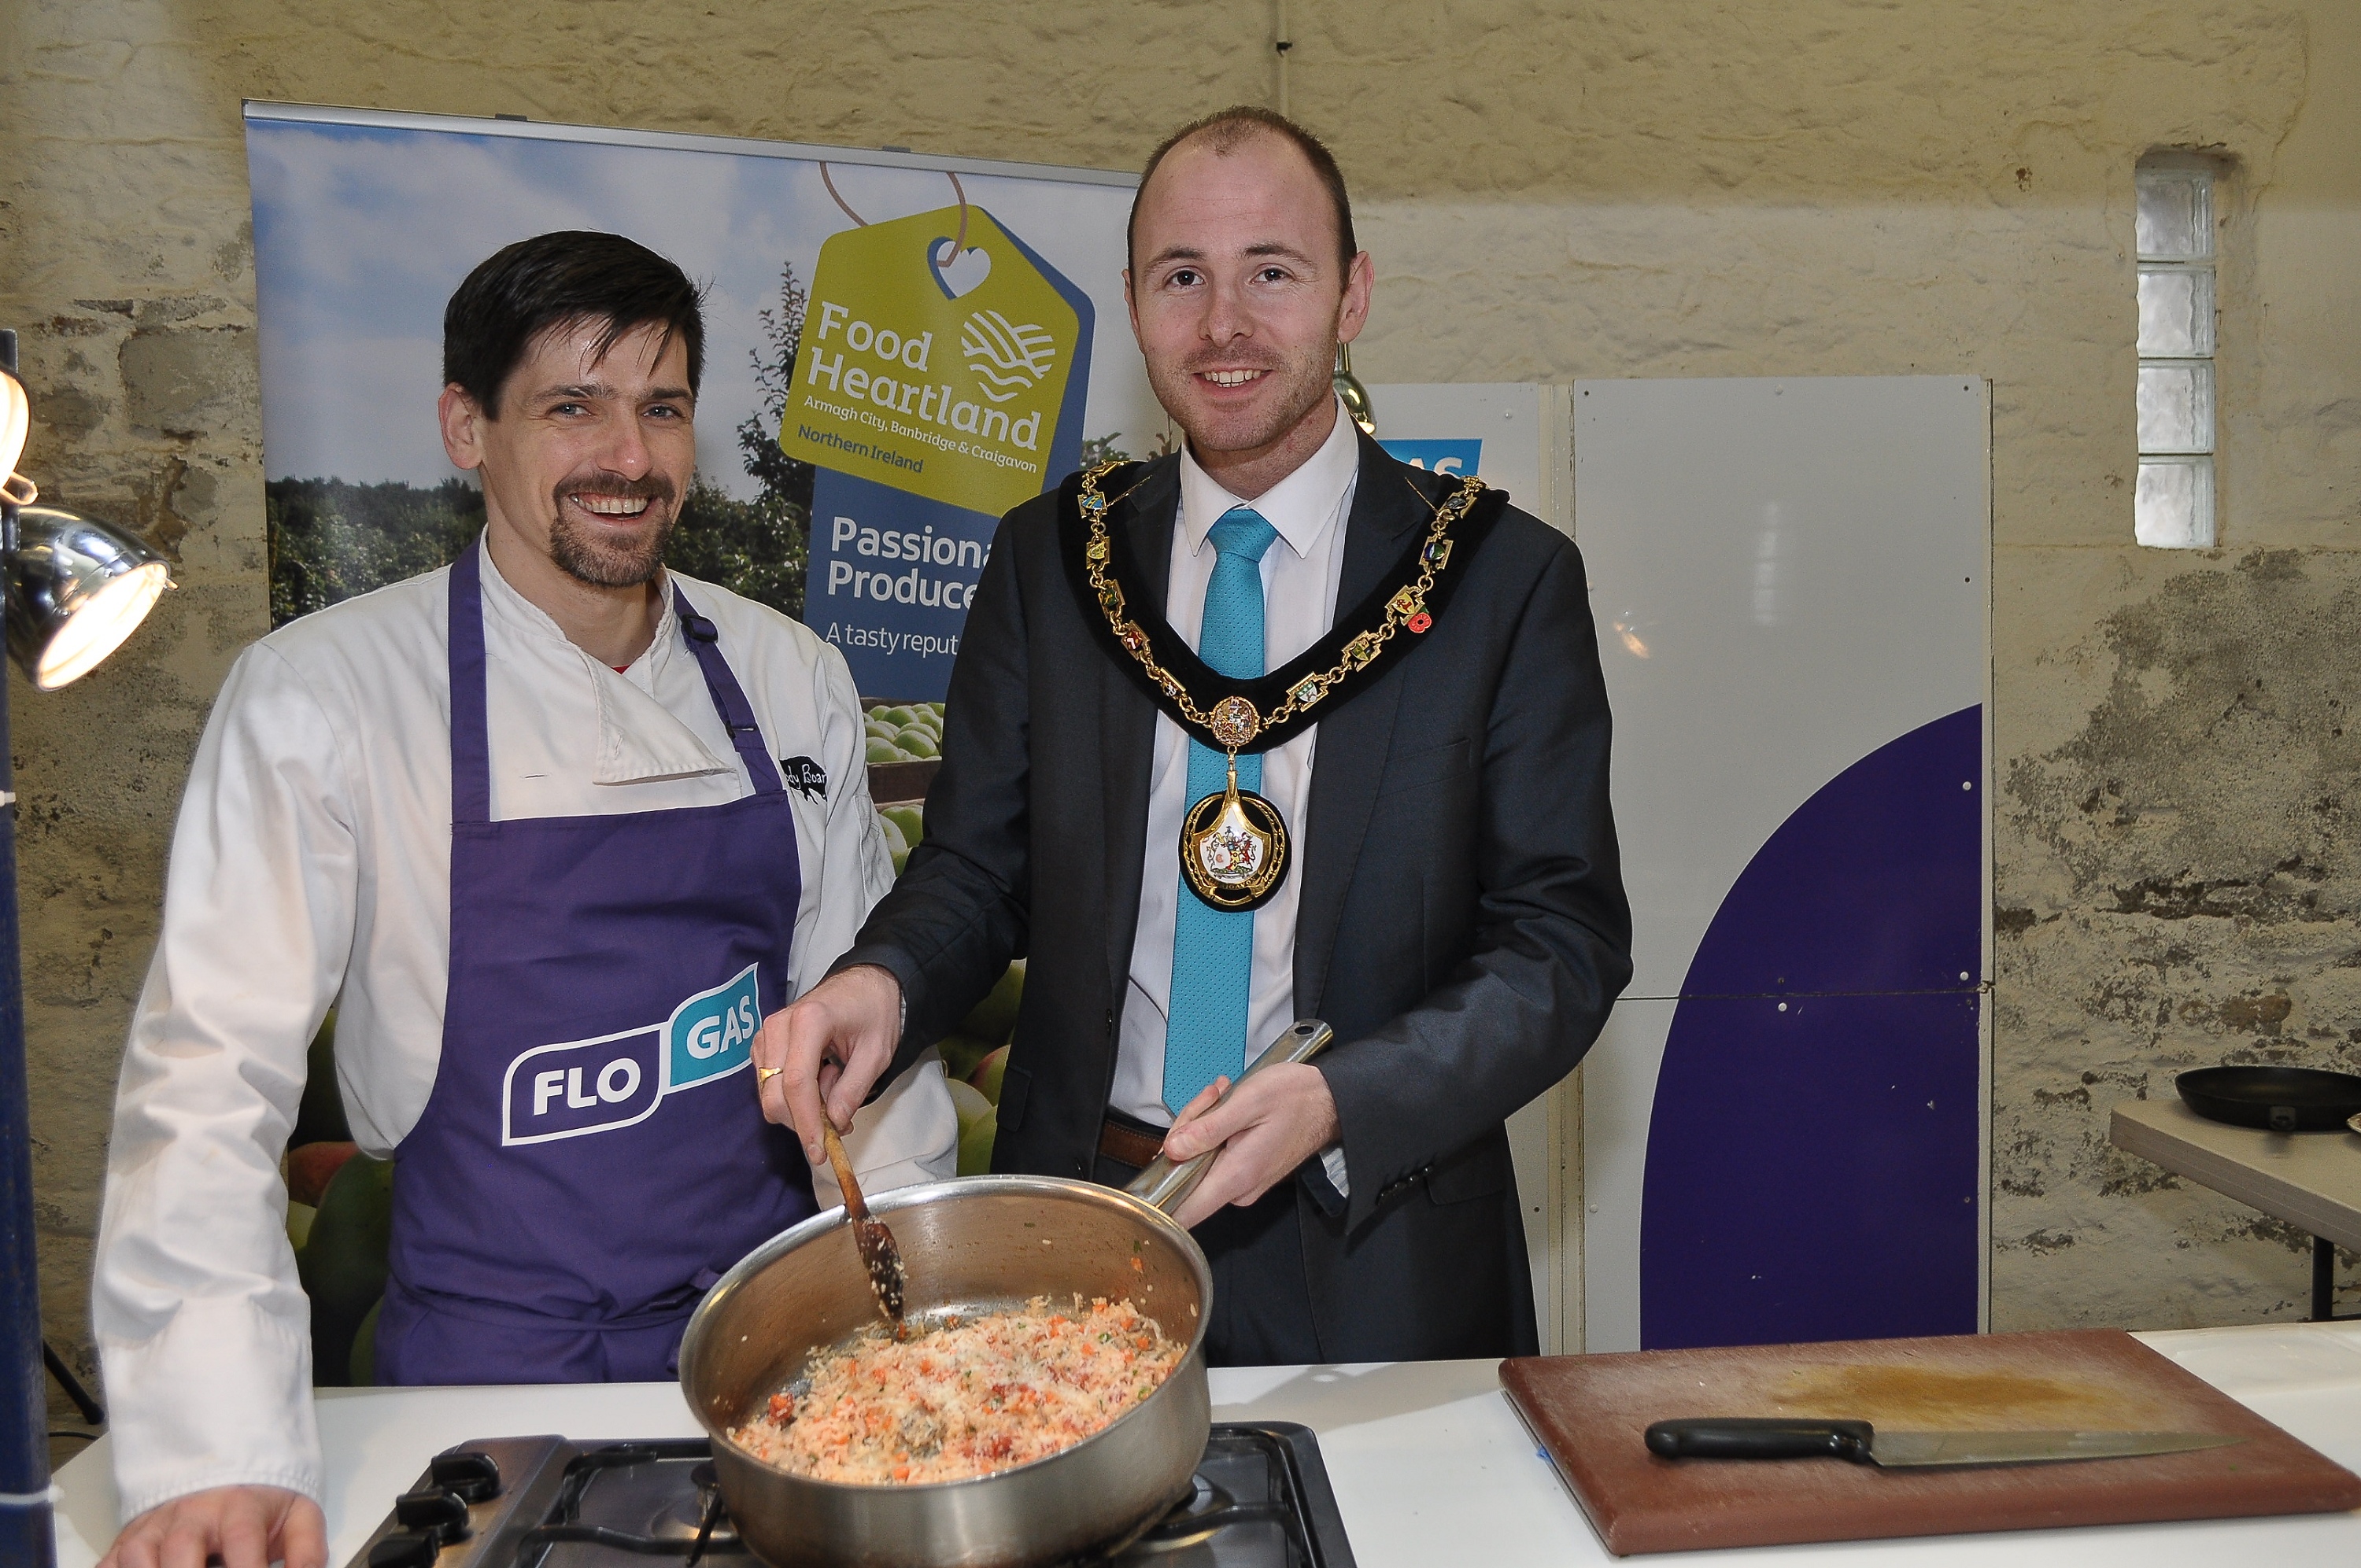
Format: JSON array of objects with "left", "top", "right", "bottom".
[{"left": 346, "top": 1423, "right": 1354, "bottom": 1567}]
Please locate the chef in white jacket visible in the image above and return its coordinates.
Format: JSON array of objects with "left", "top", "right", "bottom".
[{"left": 91, "top": 231, "right": 957, "bottom": 1568}]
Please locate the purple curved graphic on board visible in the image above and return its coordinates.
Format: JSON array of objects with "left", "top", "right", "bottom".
[
  {"left": 1676, "top": 705, "right": 1983, "bottom": 997},
  {"left": 1641, "top": 705, "right": 1982, "bottom": 1351}
]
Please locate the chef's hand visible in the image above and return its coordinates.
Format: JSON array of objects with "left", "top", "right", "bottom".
[
  {"left": 101, "top": 1485, "right": 325, "bottom": 1568},
  {"left": 756, "top": 964, "right": 902, "bottom": 1164},
  {"left": 1158, "top": 1064, "right": 1341, "bottom": 1230}
]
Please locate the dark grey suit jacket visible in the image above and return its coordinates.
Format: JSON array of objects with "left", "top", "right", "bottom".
[{"left": 838, "top": 432, "right": 1631, "bottom": 1360}]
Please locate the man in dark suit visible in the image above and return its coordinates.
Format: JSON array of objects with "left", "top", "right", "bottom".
[{"left": 758, "top": 105, "right": 1630, "bottom": 1363}]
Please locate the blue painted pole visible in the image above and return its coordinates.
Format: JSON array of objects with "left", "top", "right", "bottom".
[{"left": 0, "top": 325, "right": 58, "bottom": 1566}]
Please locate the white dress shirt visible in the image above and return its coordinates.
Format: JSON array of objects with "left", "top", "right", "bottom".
[
  {"left": 1114, "top": 401, "right": 1358, "bottom": 1193},
  {"left": 93, "top": 537, "right": 956, "bottom": 1521}
]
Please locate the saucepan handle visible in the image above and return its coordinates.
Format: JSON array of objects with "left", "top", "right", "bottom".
[
  {"left": 1645, "top": 1417, "right": 1878, "bottom": 1463},
  {"left": 1124, "top": 1020, "right": 1335, "bottom": 1216}
]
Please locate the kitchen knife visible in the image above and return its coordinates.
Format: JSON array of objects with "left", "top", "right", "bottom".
[{"left": 1645, "top": 1417, "right": 2241, "bottom": 1469}]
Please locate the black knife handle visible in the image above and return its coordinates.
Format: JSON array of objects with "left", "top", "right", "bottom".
[{"left": 1645, "top": 1417, "right": 1878, "bottom": 1463}]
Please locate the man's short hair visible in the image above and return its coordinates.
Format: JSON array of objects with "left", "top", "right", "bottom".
[
  {"left": 443, "top": 231, "right": 706, "bottom": 418},
  {"left": 1127, "top": 107, "right": 1357, "bottom": 273}
]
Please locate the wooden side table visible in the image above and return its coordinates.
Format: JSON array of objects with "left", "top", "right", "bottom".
[{"left": 2111, "top": 1096, "right": 2361, "bottom": 1322}]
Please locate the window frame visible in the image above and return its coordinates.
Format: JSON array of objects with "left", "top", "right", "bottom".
[{"left": 2133, "top": 159, "right": 2220, "bottom": 550}]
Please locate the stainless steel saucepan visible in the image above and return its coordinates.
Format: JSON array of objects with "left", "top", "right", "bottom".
[{"left": 678, "top": 1020, "right": 1332, "bottom": 1568}]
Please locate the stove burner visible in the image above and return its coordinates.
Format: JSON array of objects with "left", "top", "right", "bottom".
[{"left": 349, "top": 1425, "right": 1351, "bottom": 1568}]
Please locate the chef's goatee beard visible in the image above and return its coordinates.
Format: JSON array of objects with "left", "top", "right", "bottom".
[{"left": 548, "top": 480, "right": 678, "bottom": 588}]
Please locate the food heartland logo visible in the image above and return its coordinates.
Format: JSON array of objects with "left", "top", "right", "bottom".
[
  {"left": 961, "top": 310, "right": 1056, "bottom": 404},
  {"left": 500, "top": 965, "right": 762, "bottom": 1146},
  {"left": 781, "top": 204, "right": 1088, "bottom": 521}
]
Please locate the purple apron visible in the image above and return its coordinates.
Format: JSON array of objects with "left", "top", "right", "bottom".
[{"left": 375, "top": 544, "right": 818, "bottom": 1384}]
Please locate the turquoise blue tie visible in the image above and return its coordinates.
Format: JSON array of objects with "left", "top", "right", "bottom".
[{"left": 1164, "top": 507, "right": 1280, "bottom": 1113}]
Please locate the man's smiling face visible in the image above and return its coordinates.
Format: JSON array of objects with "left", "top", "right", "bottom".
[
  {"left": 453, "top": 317, "right": 697, "bottom": 589},
  {"left": 1125, "top": 131, "right": 1373, "bottom": 474}
]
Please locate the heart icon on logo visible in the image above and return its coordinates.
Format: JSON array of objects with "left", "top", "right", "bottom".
[{"left": 929, "top": 238, "right": 992, "bottom": 300}]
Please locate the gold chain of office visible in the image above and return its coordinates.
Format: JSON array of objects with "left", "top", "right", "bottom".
[{"left": 1075, "top": 459, "right": 1485, "bottom": 752}]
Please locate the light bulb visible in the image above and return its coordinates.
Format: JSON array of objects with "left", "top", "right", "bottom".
[{"left": 1, "top": 369, "right": 28, "bottom": 494}]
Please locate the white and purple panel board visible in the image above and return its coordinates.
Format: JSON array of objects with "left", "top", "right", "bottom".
[{"left": 1575, "top": 376, "right": 1990, "bottom": 1353}]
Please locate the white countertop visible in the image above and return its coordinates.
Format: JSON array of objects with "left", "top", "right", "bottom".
[
  {"left": 53, "top": 1322, "right": 2361, "bottom": 1565},
  {"left": 2112, "top": 1098, "right": 2361, "bottom": 1253}
]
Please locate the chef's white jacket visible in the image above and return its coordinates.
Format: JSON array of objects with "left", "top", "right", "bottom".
[{"left": 91, "top": 537, "right": 957, "bottom": 1520}]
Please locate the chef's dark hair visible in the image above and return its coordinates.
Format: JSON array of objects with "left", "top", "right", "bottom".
[
  {"left": 1128, "top": 107, "right": 1357, "bottom": 273},
  {"left": 443, "top": 231, "right": 705, "bottom": 418}
]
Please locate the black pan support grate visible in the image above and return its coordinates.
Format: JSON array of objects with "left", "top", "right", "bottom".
[
  {"left": 515, "top": 1441, "right": 744, "bottom": 1565},
  {"left": 351, "top": 1424, "right": 1353, "bottom": 1568}
]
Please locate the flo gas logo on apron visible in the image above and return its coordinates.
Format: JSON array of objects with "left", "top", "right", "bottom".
[
  {"left": 785, "top": 192, "right": 1093, "bottom": 701},
  {"left": 500, "top": 964, "right": 763, "bottom": 1146}
]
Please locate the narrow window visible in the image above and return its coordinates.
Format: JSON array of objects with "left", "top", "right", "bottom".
[{"left": 2134, "top": 163, "right": 2216, "bottom": 548}]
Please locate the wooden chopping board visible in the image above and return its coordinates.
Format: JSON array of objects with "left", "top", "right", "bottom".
[{"left": 1501, "top": 1328, "right": 2361, "bottom": 1555}]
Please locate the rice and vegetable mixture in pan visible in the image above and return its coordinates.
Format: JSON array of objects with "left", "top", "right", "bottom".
[{"left": 730, "top": 1296, "right": 1187, "bottom": 1485}]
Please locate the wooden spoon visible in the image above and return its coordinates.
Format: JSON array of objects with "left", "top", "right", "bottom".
[{"left": 819, "top": 1118, "right": 906, "bottom": 1326}]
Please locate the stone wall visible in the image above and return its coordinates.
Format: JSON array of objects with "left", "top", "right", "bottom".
[{"left": 3, "top": 0, "right": 2355, "bottom": 1431}]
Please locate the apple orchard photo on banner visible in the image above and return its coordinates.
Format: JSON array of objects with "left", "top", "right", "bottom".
[{"left": 247, "top": 103, "right": 1161, "bottom": 698}]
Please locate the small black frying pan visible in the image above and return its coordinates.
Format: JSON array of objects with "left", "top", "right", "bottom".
[{"left": 2176, "top": 1065, "right": 2361, "bottom": 1133}]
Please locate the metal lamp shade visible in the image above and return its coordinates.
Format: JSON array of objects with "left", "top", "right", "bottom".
[{"left": 6, "top": 506, "right": 172, "bottom": 690}]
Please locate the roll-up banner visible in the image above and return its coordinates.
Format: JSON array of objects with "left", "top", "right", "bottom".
[{"left": 246, "top": 102, "right": 1162, "bottom": 700}]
